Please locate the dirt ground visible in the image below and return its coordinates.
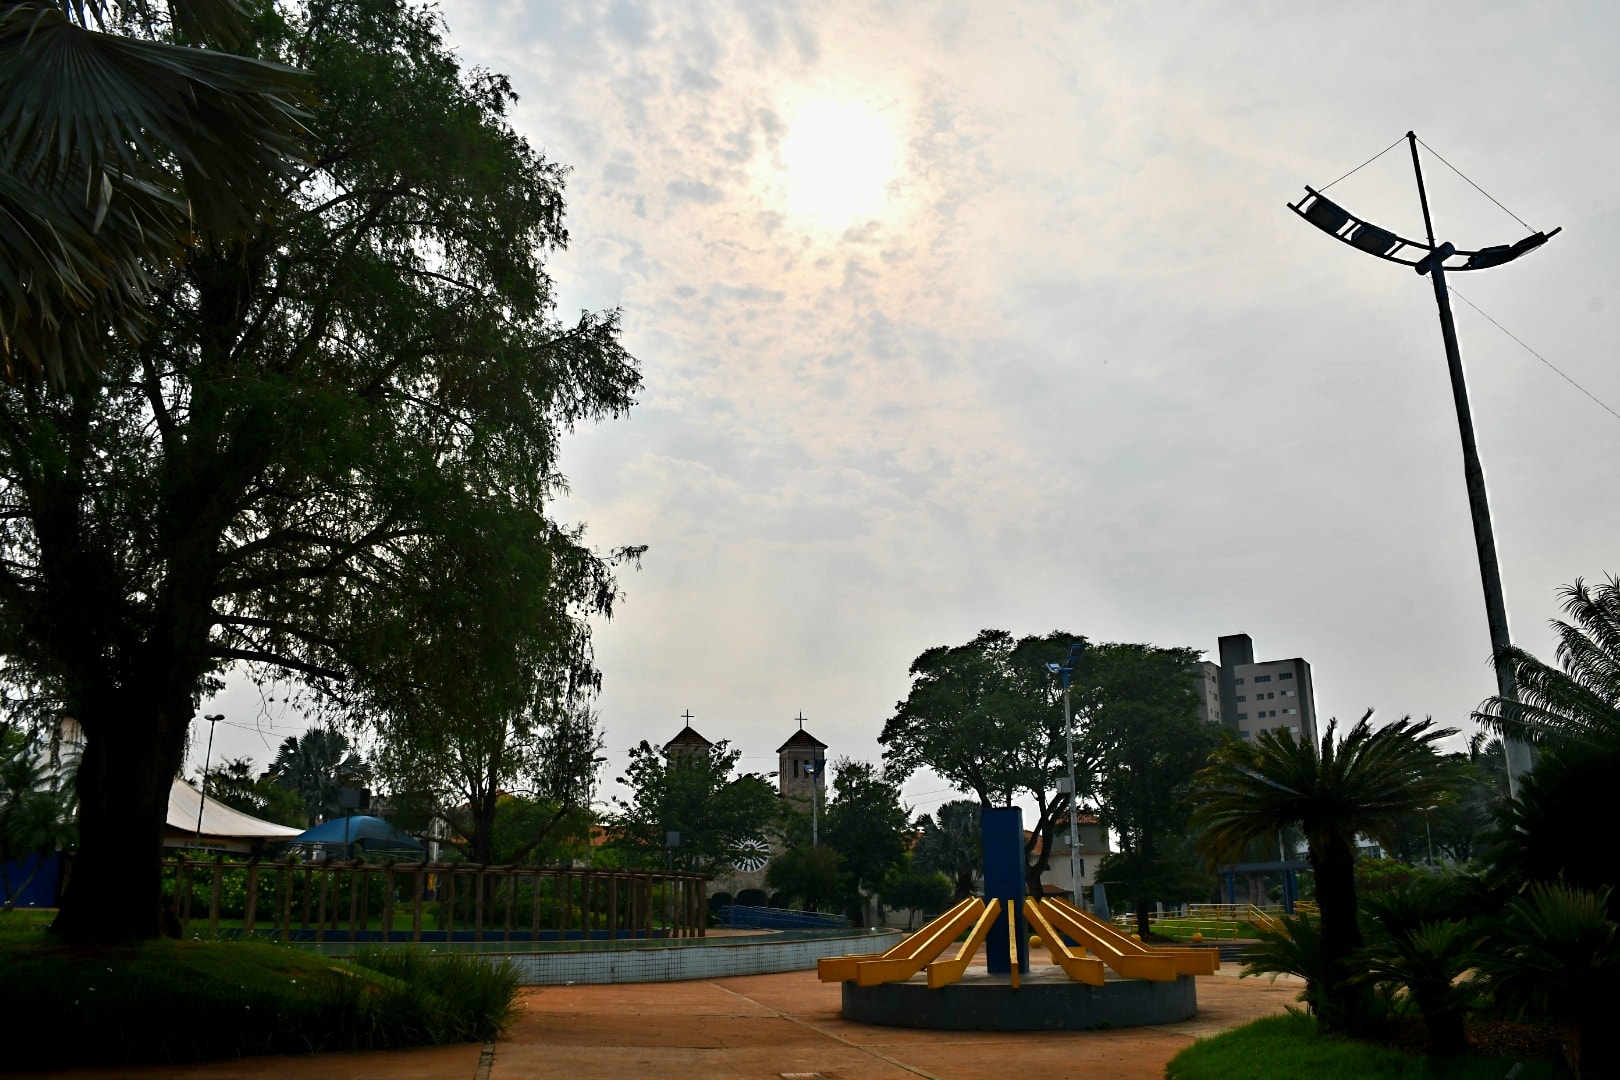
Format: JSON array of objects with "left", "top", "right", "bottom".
[{"left": 24, "top": 959, "right": 1302, "bottom": 1079}]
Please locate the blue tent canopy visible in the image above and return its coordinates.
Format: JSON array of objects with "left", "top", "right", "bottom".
[{"left": 289, "top": 815, "right": 423, "bottom": 852}]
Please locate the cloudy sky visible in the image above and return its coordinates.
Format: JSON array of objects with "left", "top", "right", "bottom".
[{"left": 204, "top": 1, "right": 1620, "bottom": 817}]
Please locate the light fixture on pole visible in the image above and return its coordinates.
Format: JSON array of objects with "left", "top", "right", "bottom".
[
  {"left": 1420, "top": 804, "right": 1439, "bottom": 866},
  {"left": 1289, "top": 132, "right": 1558, "bottom": 799},
  {"left": 193, "top": 713, "right": 224, "bottom": 851},
  {"left": 1047, "top": 642, "right": 1088, "bottom": 908}
]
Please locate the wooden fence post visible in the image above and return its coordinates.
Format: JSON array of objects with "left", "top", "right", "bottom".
[
  {"left": 315, "top": 867, "right": 329, "bottom": 944},
  {"left": 208, "top": 855, "right": 223, "bottom": 937},
  {"left": 382, "top": 864, "right": 395, "bottom": 944},
  {"left": 412, "top": 867, "right": 424, "bottom": 944},
  {"left": 243, "top": 860, "right": 259, "bottom": 937}
]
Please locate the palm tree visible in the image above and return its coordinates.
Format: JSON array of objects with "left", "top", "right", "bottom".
[
  {"left": 1, "top": 0, "right": 308, "bottom": 384},
  {"left": 1475, "top": 575, "right": 1620, "bottom": 754},
  {"left": 1189, "top": 711, "right": 1458, "bottom": 1030},
  {"left": 914, "top": 799, "right": 981, "bottom": 901},
  {"left": 269, "top": 727, "right": 370, "bottom": 828}
]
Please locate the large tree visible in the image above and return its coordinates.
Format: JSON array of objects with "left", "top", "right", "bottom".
[
  {"left": 611, "top": 739, "right": 779, "bottom": 877},
  {"left": 377, "top": 695, "right": 606, "bottom": 867},
  {"left": 820, "top": 758, "right": 909, "bottom": 924},
  {"left": 880, "top": 629, "right": 1093, "bottom": 897},
  {"left": 1083, "top": 643, "right": 1217, "bottom": 936},
  {"left": 268, "top": 726, "right": 369, "bottom": 828},
  {"left": 1190, "top": 713, "right": 1458, "bottom": 1031},
  {"left": 0, "top": 0, "right": 639, "bottom": 941}
]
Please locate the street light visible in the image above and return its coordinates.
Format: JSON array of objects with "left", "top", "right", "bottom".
[
  {"left": 193, "top": 713, "right": 224, "bottom": 851},
  {"left": 1420, "top": 805, "right": 1439, "bottom": 866},
  {"left": 1046, "top": 642, "right": 1088, "bottom": 907},
  {"left": 1288, "top": 132, "right": 1558, "bottom": 800}
]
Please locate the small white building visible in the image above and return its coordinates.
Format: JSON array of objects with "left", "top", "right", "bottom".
[{"left": 1036, "top": 815, "right": 1112, "bottom": 900}]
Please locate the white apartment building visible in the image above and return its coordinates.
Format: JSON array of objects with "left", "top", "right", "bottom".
[{"left": 1212, "top": 634, "right": 1318, "bottom": 744}]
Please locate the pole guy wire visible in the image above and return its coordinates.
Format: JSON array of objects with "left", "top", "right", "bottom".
[{"left": 1450, "top": 285, "right": 1620, "bottom": 426}]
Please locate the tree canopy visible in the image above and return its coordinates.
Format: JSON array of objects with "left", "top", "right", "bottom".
[
  {"left": 611, "top": 739, "right": 778, "bottom": 877},
  {"left": 880, "top": 629, "right": 1092, "bottom": 895},
  {"left": 0, "top": 0, "right": 640, "bottom": 940},
  {"left": 821, "top": 758, "right": 910, "bottom": 923}
]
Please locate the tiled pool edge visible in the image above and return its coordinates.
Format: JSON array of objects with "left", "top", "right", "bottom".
[{"left": 506, "top": 929, "right": 903, "bottom": 984}]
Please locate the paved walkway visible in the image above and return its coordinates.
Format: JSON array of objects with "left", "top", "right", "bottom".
[
  {"left": 493, "top": 967, "right": 1302, "bottom": 1080},
  {"left": 24, "top": 965, "right": 1301, "bottom": 1079}
]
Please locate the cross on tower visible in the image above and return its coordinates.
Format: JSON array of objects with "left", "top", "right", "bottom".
[
  {"left": 795, "top": 710, "right": 806, "bottom": 730},
  {"left": 680, "top": 709, "right": 694, "bottom": 724}
]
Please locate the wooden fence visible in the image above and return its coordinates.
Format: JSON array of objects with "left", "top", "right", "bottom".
[{"left": 161, "top": 856, "right": 707, "bottom": 944}]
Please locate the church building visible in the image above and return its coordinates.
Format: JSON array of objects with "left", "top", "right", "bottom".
[{"left": 661, "top": 715, "right": 826, "bottom": 909}]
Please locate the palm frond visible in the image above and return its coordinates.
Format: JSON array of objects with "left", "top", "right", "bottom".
[
  {"left": 0, "top": 0, "right": 311, "bottom": 383},
  {"left": 1476, "top": 577, "right": 1620, "bottom": 755}
]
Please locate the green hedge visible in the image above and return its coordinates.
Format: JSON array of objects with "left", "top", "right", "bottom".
[{"left": 0, "top": 924, "right": 520, "bottom": 1068}]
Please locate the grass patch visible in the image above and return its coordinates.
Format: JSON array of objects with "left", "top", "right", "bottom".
[
  {"left": 0, "top": 913, "right": 520, "bottom": 1069},
  {"left": 1167, "top": 1012, "right": 1567, "bottom": 1080}
]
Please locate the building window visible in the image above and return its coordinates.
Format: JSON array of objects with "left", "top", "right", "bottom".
[
  {"left": 1282, "top": 689, "right": 1294, "bottom": 697},
  {"left": 793, "top": 760, "right": 799, "bottom": 778},
  {"left": 1279, "top": 672, "right": 1294, "bottom": 680},
  {"left": 1267, "top": 692, "right": 1275, "bottom": 699},
  {"left": 1235, "top": 677, "right": 1244, "bottom": 685},
  {"left": 1237, "top": 712, "right": 1248, "bottom": 720},
  {"left": 1270, "top": 710, "right": 1278, "bottom": 717},
  {"left": 1255, "top": 675, "right": 1272, "bottom": 683},
  {"left": 1236, "top": 695, "right": 1246, "bottom": 702}
]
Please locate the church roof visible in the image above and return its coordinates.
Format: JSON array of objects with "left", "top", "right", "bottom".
[
  {"left": 663, "top": 725, "right": 713, "bottom": 752},
  {"left": 776, "top": 728, "right": 827, "bottom": 753}
]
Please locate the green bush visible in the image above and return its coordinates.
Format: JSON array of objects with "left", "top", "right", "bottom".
[{"left": 0, "top": 931, "right": 521, "bottom": 1068}]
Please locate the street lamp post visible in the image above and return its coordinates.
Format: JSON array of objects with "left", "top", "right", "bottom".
[
  {"left": 1421, "top": 805, "right": 1438, "bottom": 866},
  {"left": 1288, "top": 132, "right": 1558, "bottom": 799},
  {"left": 192, "top": 713, "right": 224, "bottom": 851},
  {"left": 1047, "top": 643, "right": 1087, "bottom": 907}
]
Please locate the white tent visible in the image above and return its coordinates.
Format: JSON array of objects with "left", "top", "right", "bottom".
[{"left": 164, "top": 779, "right": 303, "bottom": 853}]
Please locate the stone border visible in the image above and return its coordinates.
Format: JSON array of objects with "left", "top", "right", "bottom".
[
  {"left": 502, "top": 930, "right": 903, "bottom": 985},
  {"left": 841, "top": 971, "right": 1198, "bottom": 1031}
]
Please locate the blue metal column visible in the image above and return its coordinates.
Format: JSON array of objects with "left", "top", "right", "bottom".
[{"left": 981, "top": 807, "right": 1029, "bottom": 975}]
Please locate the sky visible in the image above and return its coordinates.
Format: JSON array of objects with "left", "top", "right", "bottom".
[{"left": 201, "top": 1, "right": 1620, "bottom": 821}]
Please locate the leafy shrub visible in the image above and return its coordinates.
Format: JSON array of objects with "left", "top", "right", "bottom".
[
  {"left": 1478, "top": 882, "right": 1620, "bottom": 1078},
  {"left": 0, "top": 933, "right": 521, "bottom": 1067}
]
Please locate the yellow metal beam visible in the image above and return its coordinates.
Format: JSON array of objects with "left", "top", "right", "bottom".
[
  {"left": 1045, "top": 897, "right": 1219, "bottom": 976},
  {"left": 854, "top": 898, "right": 984, "bottom": 986},
  {"left": 1023, "top": 899, "right": 1105, "bottom": 986},
  {"left": 1034, "top": 899, "right": 1177, "bottom": 981},
  {"left": 818, "top": 897, "right": 980, "bottom": 983},
  {"left": 925, "top": 898, "right": 1001, "bottom": 989}
]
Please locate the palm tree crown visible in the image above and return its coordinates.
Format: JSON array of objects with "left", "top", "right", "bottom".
[
  {"left": 1191, "top": 710, "right": 1458, "bottom": 866},
  {"left": 1476, "top": 575, "right": 1620, "bottom": 754}
]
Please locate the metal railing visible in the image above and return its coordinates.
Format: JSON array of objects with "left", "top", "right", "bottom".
[
  {"left": 161, "top": 855, "right": 708, "bottom": 944},
  {"left": 717, "top": 905, "right": 850, "bottom": 930}
]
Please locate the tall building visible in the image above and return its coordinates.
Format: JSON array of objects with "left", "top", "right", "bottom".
[{"left": 1211, "top": 633, "right": 1318, "bottom": 744}]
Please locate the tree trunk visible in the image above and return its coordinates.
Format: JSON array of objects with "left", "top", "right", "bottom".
[
  {"left": 1135, "top": 902, "right": 1151, "bottom": 940},
  {"left": 1309, "top": 837, "right": 1364, "bottom": 1031},
  {"left": 53, "top": 698, "right": 190, "bottom": 942}
]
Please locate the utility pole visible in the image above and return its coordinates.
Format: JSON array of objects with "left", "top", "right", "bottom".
[
  {"left": 1288, "top": 133, "right": 1557, "bottom": 799},
  {"left": 193, "top": 713, "right": 224, "bottom": 850}
]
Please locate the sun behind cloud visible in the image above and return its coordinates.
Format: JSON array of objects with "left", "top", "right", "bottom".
[{"left": 776, "top": 98, "right": 898, "bottom": 228}]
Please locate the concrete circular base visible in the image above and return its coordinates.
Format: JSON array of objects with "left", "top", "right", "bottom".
[{"left": 840, "top": 968, "right": 1197, "bottom": 1031}]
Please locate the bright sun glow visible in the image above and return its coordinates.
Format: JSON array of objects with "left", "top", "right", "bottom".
[{"left": 778, "top": 99, "right": 897, "bottom": 226}]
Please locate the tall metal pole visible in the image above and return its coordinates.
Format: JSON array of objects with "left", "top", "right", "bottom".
[
  {"left": 1406, "top": 132, "right": 1532, "bottom": 799},
  {"left": 1063, "top": 677, "right": 1081, "bottom": 907},
  {"left": 193, "top": 713, "right": 222, "bottom": 850}
]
